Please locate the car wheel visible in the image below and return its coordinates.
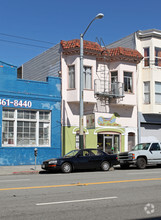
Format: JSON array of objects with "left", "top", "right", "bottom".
[
  {"left": 61, "top": 162, "right": 72, "bottom": 173},
  {"left": 120, "top": 164, "right": 130, "bottom": 169},
  {"left": 101, "top": 161, "right": 110, "bottom": 171},
  {"left": 136, "top": 157, "right": 146, "bottom": 169}
]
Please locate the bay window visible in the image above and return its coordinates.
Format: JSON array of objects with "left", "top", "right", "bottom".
[
  {"left": 144, "top": 47, "right": 150, "bottom": 67},
  {"left": 155, "top": 82, "right": 161, "bottom": 104},
  {"left": 111, "top": 71, "right": 118, "bottom": 83},
  {"left": 155, "top": 47, "right": 161, "bottom": 67},
  {"left": 124, "top": 72, "right": 133, "bottom": 93},
  {"left": 2, "top": 108, "right": 50, "bottom": 146}
]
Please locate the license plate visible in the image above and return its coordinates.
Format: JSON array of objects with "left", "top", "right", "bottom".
[{"left": 42, "top": 164, "right": 45, "bottom": 168}]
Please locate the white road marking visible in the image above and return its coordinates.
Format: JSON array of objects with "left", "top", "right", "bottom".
[
  {"left": 127, "top": 172, "right": 160, "bottom": 175},
  {"left": 0, "top": 179, "right": 30, "bottom": 183},
  {"left": 36, "top": 196, "right": 118, "bottom": 206}
]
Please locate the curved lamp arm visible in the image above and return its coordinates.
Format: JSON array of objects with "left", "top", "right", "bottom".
[{"left": 82, "top": 13, "right": 104, "bottom": 37}]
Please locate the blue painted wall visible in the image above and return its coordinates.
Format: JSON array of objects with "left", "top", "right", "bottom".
[{"left": 0, "top": 61, "right": 61, "bottom": 166}]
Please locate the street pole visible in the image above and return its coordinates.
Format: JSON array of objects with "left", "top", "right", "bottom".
[
  {"left": 79, "top": 33, "right": 84, "bottom": 149},
  {"left": 79, "top": 13, "right": 104, "bottom": 150}
]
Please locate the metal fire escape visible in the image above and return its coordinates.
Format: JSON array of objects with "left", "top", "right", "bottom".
[
  {"left": 94, "top": 38, "right": 124, "bottom": 102},
  {"left": 94, "top": 79, "right": 124, "bottom": 99}
]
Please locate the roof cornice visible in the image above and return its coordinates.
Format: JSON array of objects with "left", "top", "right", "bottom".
[
  {"left": 136, "top": 29, "right": 161, "bottom": 39},
  {"left": 61, "top": 39, "right": 143, "bottom": 64}
]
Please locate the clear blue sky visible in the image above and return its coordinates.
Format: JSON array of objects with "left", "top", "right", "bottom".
[{"left": 1, "top": 0, "right": 161, "bottom": 67}]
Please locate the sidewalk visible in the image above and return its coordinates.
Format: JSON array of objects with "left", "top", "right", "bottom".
[
  {"left": 0, "top": 165, "right": 118, "bottom": 176},
  {"left": 0, "top": 165, "right": 43, "bottom": 176}
]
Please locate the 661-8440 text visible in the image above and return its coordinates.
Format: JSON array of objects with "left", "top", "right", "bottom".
[{"left": 0, "top": 99, "right": 32, "bottom": 108}]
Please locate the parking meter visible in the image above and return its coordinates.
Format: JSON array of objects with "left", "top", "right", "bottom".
[
  {"left": 34, "top": 148, "right": 38, "bottom": 170},
  {"left": 34, "top": 148, "right": 38, "bottom": 157}
]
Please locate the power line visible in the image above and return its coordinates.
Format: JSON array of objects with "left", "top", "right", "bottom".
[
  {"left": 0, "top": 32, "right": 54, "bottom": 45},
  {"left": 0, "top": 38, "right": 50, "bottom": 49}
]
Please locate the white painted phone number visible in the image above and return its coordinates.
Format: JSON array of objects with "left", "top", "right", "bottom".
[{"left": 0, "top": 99, "right": 32, "bottom": 108}]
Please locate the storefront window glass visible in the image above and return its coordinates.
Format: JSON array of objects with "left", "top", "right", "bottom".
[
  {"left": 2, "top": 120, "right": 14, "bottom": 145},
  {"left": 2, "top": 108, "right": 50, "bottom": 147},
  {"left": 114, "top": 135, "right": 120, "bottom": 153},
  {"left": 17, "top": 121, "right": 36, "bottom": 146},
  {"left": 97, "top": 133, "right": 120, "bottom": 154}
]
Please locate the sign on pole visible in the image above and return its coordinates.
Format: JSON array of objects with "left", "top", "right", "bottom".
[{"left": 86, "top": 114, "right": 95, "bottom": 129}]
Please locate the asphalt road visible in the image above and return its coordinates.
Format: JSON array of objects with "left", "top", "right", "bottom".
[{"left": 0, "top": 166, "right": 161, "bottom": 220}]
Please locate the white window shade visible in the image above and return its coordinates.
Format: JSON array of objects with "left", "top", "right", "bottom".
[
  {"left": 83, "top": 66, "right": 92, "bottom": 89},
  {"left": 144, "top": 82, "right": 150, "bottom": 104},
  {"left": 155, "top": 82, "right": 161, "bottom": 104}
]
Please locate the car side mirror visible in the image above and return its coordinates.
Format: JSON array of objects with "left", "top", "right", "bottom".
[{"left": 149, "top": 149, "right": 153, "bottom": 154}]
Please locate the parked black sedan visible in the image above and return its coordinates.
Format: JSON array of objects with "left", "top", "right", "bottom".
[{"left": 41, "top": 148, "right": 118, "bottom": 173}]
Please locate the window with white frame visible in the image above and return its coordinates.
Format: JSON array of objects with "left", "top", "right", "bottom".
[
  {"left": 83, "top": 66, "right": 92, "bottom": 89},
  {"left": 155, "top": 82, "right": 161, "bottom": 104},
  {"left": 39, "top": 111, "right": 50, "bottom": 145},
  {"left": 124, "top": 72, "right": 133, "bottom": 93},
  {"left": 68, "top": 65, "right": 75, "bottom": 89},
  {"left": 2, "top": 108, "right": 50, "bottom": 146},
  {"left": 111, "top": 71, "right": 118, "bottom": 83},
  {"left": 111, "top": 71, "right": 118, "bottom": 95},
  {"left": 144, "top": 81, "right": 150, "bottom": 104},
  {"left": 144, "top": 48, "right": 150, "bottom": 67},
  {"left": 155, "top": 47, "right": 161, "bottom": 67}
]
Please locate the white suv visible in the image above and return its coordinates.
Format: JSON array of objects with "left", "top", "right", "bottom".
[{"left": 118, "top": 143, "right": 161, "bottom": 169}]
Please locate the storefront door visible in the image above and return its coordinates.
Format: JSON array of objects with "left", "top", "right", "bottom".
[
  {"left": 104, "top": 137, "right": 113, "bottom": 154},
  {"left": 98, "top": 133, "right": 120, "bottom": 154}
]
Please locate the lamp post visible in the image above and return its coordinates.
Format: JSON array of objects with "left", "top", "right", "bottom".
[{"left": 79, "top": 13, "right": 104, "bottom": 149}]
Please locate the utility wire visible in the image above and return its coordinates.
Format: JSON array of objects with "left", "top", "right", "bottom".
[
  {"left": 0, "top": 32, "right": 54, "bottom": 45},
  {"left": 0, "top": 38, "right": 50, "bottom": 49}
]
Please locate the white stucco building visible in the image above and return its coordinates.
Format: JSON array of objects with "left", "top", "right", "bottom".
[
  {"left": 107, "top": 29, "right": 161, "bottom": 143},
  {"left": 60, "top": 40, "right": 142, "bottom": 153}
]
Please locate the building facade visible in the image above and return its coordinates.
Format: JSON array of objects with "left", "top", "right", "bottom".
[
  {"left": 61, "top": 40, "right": 142, "bottom": 154},
  {"left": 106, "top": 29, "right": 161, "bottom": 143},
  {"left": 20, "top": 39, "right": 142, "bottom": 154},
  {"left": 0, "top": 61, "right": 61, "bottom": 166}
]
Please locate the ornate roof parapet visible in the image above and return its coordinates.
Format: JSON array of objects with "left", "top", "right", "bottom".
[{"left": 61, "top": 39, "right": 143, "bottom": 64}]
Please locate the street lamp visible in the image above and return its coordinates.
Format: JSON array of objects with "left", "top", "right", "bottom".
[{"left": 79, "top": 13, "right": 104, "bottom": 149}]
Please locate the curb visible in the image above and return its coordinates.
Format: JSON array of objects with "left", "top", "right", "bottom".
[{"left": 12, "top": 170, "right": 40, "bottom": 175}]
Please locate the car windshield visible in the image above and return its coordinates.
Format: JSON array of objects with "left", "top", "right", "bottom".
[
  {"left": 131, "top": 143, "right": 150, "bottom": 151},
  {"left": 64, "top": 150, "right": 79, "bottom": 158}
]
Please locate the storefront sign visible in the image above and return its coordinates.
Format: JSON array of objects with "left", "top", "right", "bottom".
[
  {"left": 86, "top": 114, "right": 95, "bottom": 129},
  {"left": 98, "top": 112, "right": 120, "bottom": 126},
  {"left": 0, "top": 99, "right": 32, "bottom": 108}
]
